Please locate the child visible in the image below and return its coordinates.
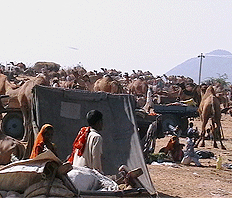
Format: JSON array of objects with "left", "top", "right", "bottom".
[
  {"left": 187, "top": 122, "right": 199, "bottom": 139},
  {"left": 181, "top": 133, "right": 202, "bottom": 167}
]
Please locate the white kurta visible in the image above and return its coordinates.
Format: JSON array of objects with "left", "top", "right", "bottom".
[{"left": 73, "top": 128, "right": 103, "bottom": 172}]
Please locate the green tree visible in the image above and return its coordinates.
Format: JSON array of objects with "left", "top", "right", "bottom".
[{"left": 204, "top": 73, "right": 231, "bottom": 89}]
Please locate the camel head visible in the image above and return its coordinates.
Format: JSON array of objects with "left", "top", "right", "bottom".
[
  {"left": 203, "top": 85, "right": 216, "bottom": 99},
  {"left": 200, "top": 83, "right": 208, "bottom": 94},
  {"left": 83, "top": 74, "right": 90, "bottom": 82},
  {"left": 35, "top": 73, "right": 50, "bottom": 86},
  {"left": 177, "top": 82, "right": 185, "bottom": 90}
]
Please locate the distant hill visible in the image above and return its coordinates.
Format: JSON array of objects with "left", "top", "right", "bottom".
[{"left": 165, "top": 49, "right": 232, "bottom": 84}]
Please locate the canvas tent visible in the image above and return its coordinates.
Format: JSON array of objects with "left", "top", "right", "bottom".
[{"left": 31, "top": 85, "right": 156, "bottom": 196}]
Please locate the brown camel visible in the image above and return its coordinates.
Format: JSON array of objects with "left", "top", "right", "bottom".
[
  {"left": 128, "top": 78, "right": 148, "bottom": 97},
  {"left": 0, "top": 73, "right": 18, "bottom": 95},
  {"left": 6, "top": 74, "right": 50, "bottom": 143},
  {"left": 0, "top": 73, "right": 19, "bottom": 117},
  {"left": 195, "top": 85, "right": 226, "bottom": 149},
  {"left": 216, "top": 92, "right": 229, "bottom": 108},
  {"left": 62, "top": 70, "right": 94, "bottom": 91},
  {"left": 0, "top": 131, "right": 25, "bottom": 165},
  {"left": 93, "top": 75, "right": 123, "bottom": 94}
]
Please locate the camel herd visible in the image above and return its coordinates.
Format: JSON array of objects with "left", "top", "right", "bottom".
[{"left": 0, "top": 62, "right": 231, "bottom": 157}]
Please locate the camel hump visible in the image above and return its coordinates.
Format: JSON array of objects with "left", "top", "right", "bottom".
[{"left": 93, "top": 76, "right": 119, "bottom": 93}]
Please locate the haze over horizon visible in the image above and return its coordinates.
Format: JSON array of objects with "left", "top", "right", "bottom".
[{"left": 1, "top": 1, "right": 232, "bottom": 76}]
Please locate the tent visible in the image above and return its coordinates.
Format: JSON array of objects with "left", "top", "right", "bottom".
[{"left": 31, "top": 85, "right": 156, "bottom": 196}]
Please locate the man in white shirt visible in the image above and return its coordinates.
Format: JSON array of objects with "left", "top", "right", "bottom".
[{"left": 68, "top": 110, "right": 103, "bottom": 173}]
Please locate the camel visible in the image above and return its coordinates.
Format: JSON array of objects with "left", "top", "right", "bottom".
[
  {"left": 0, "top": 131, "right": 25, "bottom": 165},
  {"left": 216, "top": 92, "right": 229, "bottom": 108},
  {"left": 85, "top": 71, "right": 103, "bottom": 85},
  {"left": 60, "top": 70, "right": 94, "bottom": 91},
  {"left": 195, "top": 86, "right": 226, "bottom": 149},
  {"left": 93, "top": 75, "right": 123, "bottom": 94},
  {"left": 6, "top": 74, "right": 50, "bottom": 144},
  {"left": 0, "top": 73, "right": 19, "bottom": 117},
  {"left": 0, "top": 73, "right": 18, "bottom": 95},
  {"left": 128, "top": 78, "right": 148, "bottom": 97}
]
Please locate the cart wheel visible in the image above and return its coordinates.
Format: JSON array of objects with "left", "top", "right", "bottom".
[
  {"left": 2, "top": 112, "right": 24, "bottom": 140},
  {"left": 161, "top": 114, "right": 180, "bottom": 132}
]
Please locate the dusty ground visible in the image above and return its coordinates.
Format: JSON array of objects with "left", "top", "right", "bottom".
[{"left": 148, "top": 113, "right": 232, "bottom": 198}]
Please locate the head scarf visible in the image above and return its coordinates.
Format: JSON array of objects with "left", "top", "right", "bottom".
[
  {"left": 67, "top": 126, "right": 90, "bottom": 164},
  {"left": 30, "top": 124, "right": 53, "bottom": 159}
]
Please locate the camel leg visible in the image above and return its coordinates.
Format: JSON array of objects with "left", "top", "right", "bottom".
[
  {"left": 21, "top": 105, "right": 35, "bottom": 159},
  {"left": 199, "top": 129, "right": 206, "bottom": 147},
  {"left": 21, "top": 106, "right": 32, "bottom": 142},
  {"left": 0, "top": 99, "right": 6, "bottom": 120},
  {"left": 198, "top": 117, "right": 208, "bottom": 147},
  {"left": 195, "top": 116, "right": 205, "bottom": 148},
  {"left": 21, "top": 106, "right": 28, "bottom": 141},
  {"left": 194, "top": 134, "right": 202, "bottom": 148},
  {"left": 220, "top": 125, "right": 225, "bottom": 140},
  {"left": 211, "top": 120, "right": 218, "bottom": 148},
  {"left": 215, "top": 120, "right": 226, "bottom": 150}
]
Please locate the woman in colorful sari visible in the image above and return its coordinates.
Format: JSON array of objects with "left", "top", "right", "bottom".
[{"left": 30, "top": 124, "right": 57, "bottom": 159}]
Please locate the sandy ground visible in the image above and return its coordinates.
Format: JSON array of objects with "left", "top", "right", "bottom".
[{"left": 148, "top": 113, "right": 232, "bottom": 198}]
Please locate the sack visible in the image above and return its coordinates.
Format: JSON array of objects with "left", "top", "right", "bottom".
[
  {"left": 67, "top": 166, "right": 119, "bottom": 191},
  {"left": 0, "top": 150, "right": 61, "bottom": 192},
  {"left": 67, "top": 167, "right": 101, "bottom": 191},
  {"left": 195, "top": 150, "right": 214, "bottom": 159},
  {"left": 23, "top": 178, "right": 74, "bottom": 197}
]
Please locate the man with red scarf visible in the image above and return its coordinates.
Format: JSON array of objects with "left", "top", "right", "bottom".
[{"left": 67, "top": 110, "right": 103, "bottom": 173}]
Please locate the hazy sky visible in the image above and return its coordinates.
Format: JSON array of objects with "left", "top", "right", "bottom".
[{"left": 1, "top": 0, "right": 232, "bottom": 76}]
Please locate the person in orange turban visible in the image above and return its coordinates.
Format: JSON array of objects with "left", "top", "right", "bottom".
[{"left": 30, "top": 124, "right": 57, "bottom": 159}]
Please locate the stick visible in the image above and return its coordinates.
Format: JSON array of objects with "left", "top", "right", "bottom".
[{"left": 220, "top": 125, "right": 225, "bottom": 140}]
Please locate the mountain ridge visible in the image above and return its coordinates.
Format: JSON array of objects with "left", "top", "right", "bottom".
[{"left": 165, "top": 49, "right": 232, "bottom": 84}]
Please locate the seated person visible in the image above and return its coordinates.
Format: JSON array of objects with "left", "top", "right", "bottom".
[
  {"left": 30, "top": 124, "right": 57, "bottom": 159},
  {"left": 159, "top": 136, "right": 184, "bottom": 162},
  {"left": 67, "top": 110, "right": 103, "bottom": 173},
  {"left": 205, "top": 128, "right": 212, "bottom": 140},
  {"left": 181, "top": 133, "right": 202, "bottom": 167},
  {"left": 187, "top": 122, "right": 199, "bottom": 140}
]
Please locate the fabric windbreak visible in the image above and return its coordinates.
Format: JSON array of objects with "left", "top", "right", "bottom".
[{"left": 32, "top": 85, "right": 156, "bottom": 195}]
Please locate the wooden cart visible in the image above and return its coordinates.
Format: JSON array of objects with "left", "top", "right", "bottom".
[{"left": 0, "top": 95, "right": 24, "bottom": 140}]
